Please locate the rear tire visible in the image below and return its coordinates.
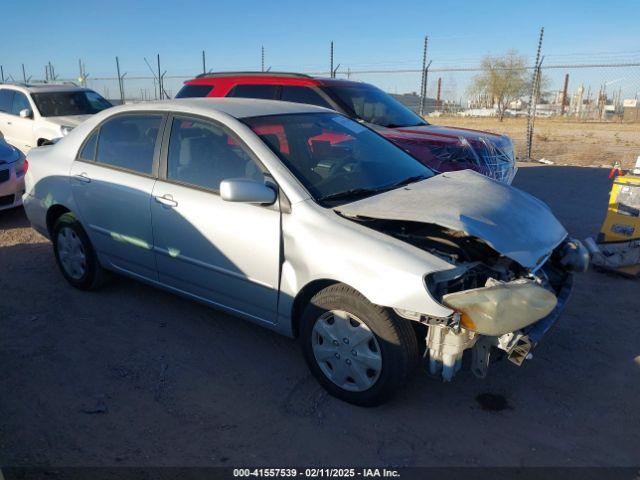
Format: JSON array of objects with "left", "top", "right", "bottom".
[
  {"left": 300, "top": 284, "right": 419, "bottom": 406},
  {"left": 52, "top": 213, "right": 105, "bottom": 290}
]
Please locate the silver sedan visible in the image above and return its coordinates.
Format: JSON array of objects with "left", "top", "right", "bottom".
[{"left": 22, "top": 99, "right": 587, "bottom": 405}]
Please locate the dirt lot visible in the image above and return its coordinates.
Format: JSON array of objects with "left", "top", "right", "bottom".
[
  {"left": 428, "top": 116, "right": 640, "bottom": 169},
  {"left": 0, "top": 164, "right": 639, "bottom": 468}
]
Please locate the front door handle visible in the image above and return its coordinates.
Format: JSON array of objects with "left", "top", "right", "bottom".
[
  {"left": 73, "top": 172, "right": 91, "bottom": 183},
  {"left": 154, "top": 194, "right": 178, "bottom": 208}
]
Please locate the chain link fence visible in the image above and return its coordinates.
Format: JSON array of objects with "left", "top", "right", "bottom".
[
  {"left": 337, "top": 60, "right": 640, "bottom": 168},
  {"left": 2, "top": 52, "right": 639, "bottom": 169}
]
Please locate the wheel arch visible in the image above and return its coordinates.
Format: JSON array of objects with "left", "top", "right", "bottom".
[
  {"left": 46, "top": 204, "right": 72, "bottom": 236},
  {"left": 290, "top": 279, "right": 383, "bottom": 338},
  {"left": 290, "top": 279, "right": 339, "bottom": 338}
]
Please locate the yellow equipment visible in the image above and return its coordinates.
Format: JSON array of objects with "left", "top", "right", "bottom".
[
  {"left": 599, "top": 174, "right": 640, "bottom": 242},
  {"left": 590, "top": 173, "right": 640, "bottom": 277}
]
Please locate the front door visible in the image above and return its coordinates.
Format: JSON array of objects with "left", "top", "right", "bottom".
[
  {"left": 0, "top": 90, "right": 35, "bottom": 153},
  {"left": 150, "top": 115, "right": 281, "bottom": 324},
  {"left": 70, "top": 113, "right": 165, "bottom": 280}
]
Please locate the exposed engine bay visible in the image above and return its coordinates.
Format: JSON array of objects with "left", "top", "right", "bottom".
[{"left": 350, "top": 217, "right": 589, "bottom": 381}]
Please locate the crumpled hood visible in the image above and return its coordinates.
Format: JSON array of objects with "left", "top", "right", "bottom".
[
  {"left": 45, "top": 115, "right": 93, "bottom": 128},
  {"left": 0, "top": 139, "right": 21, "bottom": 164},
  {"left": 336, "top": 170, "right": 567, "bottom": 269}
]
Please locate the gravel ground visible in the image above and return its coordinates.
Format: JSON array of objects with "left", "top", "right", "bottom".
[{"left": 0, "top": 164, "right": 638, "bottom": 467}]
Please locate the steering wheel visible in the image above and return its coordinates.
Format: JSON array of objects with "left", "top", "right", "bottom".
[{"left": 327, "top": 155, "right": 359, "bottom": 177}]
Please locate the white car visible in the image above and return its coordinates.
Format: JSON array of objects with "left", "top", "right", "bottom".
[
  {"left": 0, "top": 83, "right": 112, "bottom": 154},
  {"left": 23, "top": 99, "right": 588, "bottom": 405},
  {"left": 0, "top": 137, "right": 25, "bottom": 210}
]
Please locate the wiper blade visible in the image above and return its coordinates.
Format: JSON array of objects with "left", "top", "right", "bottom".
[
  {"left": 384, "top": 121, "right": 427, "bottom": 128},
  {"left": 318, "top": 187, "right": 382, "bottom": 203},
  {"left": 319, "top": 175, "right": 430, "bottom": 204},
  {"left": 382, "top": 174, "right": 430, "bottom": 190}
]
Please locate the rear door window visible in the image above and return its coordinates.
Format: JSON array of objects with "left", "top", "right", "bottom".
[
  {"left": 175, "top": 85, "right": 214, "bottom": 98},
  {"left": 95, "top": 115, "right": 163, "bottom": 175},
  {"left": 281, "top": 86, "right": 331, "bottom": 109},
  {"left": 228, "top": 84, "right": 278, "bottom": 100}
]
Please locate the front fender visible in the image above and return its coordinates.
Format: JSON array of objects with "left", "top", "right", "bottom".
[{"left": 278, "top": 200, "right": 456, "bottom": 329}]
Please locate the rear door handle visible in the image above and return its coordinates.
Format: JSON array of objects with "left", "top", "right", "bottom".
[
  {"left": 73, "top": 172, "right": 91, "bottom": 183},
  {"left": 154, "top": 194, "right": 178, "bottom": 208}
]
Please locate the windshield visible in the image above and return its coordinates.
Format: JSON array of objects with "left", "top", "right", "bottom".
[
  {"left": 323, "top": 84, "right": 426, "bottom": 128},
  {"left": 243, "top": 113, "right": 433, "bottom": 206},
  {"left": 31, "top": 91, "right": 112, "bottom": 117}
]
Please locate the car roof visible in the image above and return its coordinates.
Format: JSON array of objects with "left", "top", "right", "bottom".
[
  {"left": 186, "top": 72, "right": 367, "bottom": 88},
  {"left": 105, "top": 97, "right": 334, "bottom": 119},
  {"left": 0, "top": 83, "right": 92, "bottom": 93}
]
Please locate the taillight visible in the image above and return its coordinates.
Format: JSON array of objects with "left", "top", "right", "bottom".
[{"left": 23, "top": 158, "right": 28, "bottom": 174}]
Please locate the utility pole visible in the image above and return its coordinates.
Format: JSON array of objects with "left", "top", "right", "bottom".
[
  {"left": 526, "top": 27, "right": 544, "bottom": 161},
  {"left": 157, "top": 54, "right": 162, "bottom": 100},
  {"left": 0, "top": 65, "right": 4, "bottom": 83},
  {"left": 116, "top": 57, "right": 126, "bottom": 104},
  {"left": 560, "top": 73, "right": 569, "bottom": 116},
  {"left": 436, "top": 77, "right": 442, "bottom": 111},
  {"left": 202, "top": 50, "right": 206, "bottom": 75},
  {"left": 330, "top": 41, "right": 334, "bottom": 78},
  {"left": 22, "top": 64, "right": 27, "bottom": 83},
  {"left": 261, "top": 46, "right": 264, "bottom": 72},
  {"left": 47, "top": 62, "right": 57, "bottom": 81},
  {"left": 419, "top": 36, "right": 428, "bottom": 117}
]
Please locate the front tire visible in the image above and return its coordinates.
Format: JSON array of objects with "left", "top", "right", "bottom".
[
  {"left": 300, "top": 284, "right": 419, "bottom": 406},
  {"left": 52, "top": 213, "right": 105, "bottom": 290}
]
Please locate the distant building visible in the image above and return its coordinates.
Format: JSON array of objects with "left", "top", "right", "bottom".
[{"left": 623, "top": 99, "right": 640, "bottom": 122}]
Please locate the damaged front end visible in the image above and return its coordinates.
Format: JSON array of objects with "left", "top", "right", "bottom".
[{"left": 355, "top": 218, "right": 588, "bottom": 381}]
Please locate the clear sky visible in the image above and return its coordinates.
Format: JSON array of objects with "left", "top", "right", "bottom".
[{"left": 3, "top": 0, "right": 640, "bottom": 98}]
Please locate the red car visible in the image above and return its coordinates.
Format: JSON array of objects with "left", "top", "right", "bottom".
[{"left": 177, "top": 72, "right": 517, "bottom": 183}]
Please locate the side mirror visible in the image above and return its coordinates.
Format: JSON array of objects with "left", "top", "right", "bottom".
[
  {"left": 220, "top": 178, "right": 277, "bottom": 205},
  {"left": 19, "top": 109, "right": 32, "bottom": 119}
]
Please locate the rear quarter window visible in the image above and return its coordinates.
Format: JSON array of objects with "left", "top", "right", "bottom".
[
  {"left": 281, "top": 86, "right": 331, "bottom": 109},
  {"left": 175, "top": 85, "right": 214, "bottom": 98},
  {"left": 78, "top": 131, "right": 98, "bottom": 161}
]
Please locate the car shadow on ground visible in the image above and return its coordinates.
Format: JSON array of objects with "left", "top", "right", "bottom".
[
  {"left": 1, "top": 165, "right": 638, "bottom": 467},
  {"left": 0, "top": 206, "right": 31, "bottom": 230}
]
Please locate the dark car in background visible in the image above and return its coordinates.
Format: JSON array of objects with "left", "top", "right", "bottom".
[{"left": 176, "top": 72, "right": 517, "bottom": 184}]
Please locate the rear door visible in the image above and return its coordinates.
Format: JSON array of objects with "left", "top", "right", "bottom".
[
  {"left": 150, "top": 114, "right": 281, "bottom": 324},
  {"left": 70, "top": 113, "right": 165, "bottom": 280}
]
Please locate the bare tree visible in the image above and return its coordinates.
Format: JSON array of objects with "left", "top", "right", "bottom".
[{"left": 470, "top": 50, "right": 529, "bottom": 121}]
